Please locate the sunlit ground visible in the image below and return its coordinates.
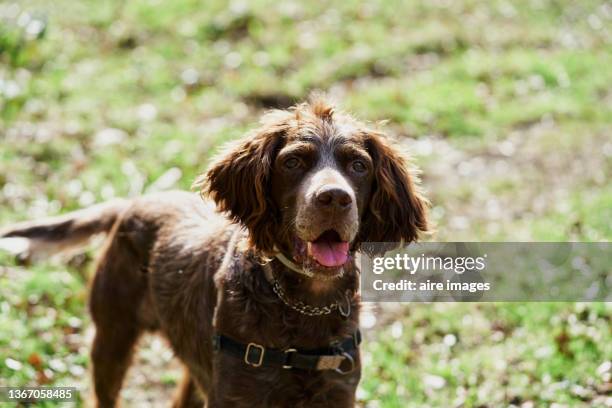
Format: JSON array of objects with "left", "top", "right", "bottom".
[{"left": 0, "top": 0, "right": 610, "bottom": 406}]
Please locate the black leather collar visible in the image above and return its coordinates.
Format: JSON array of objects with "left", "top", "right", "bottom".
[{"left": 212, "top": 330, "right": 361, "bottom": 374}]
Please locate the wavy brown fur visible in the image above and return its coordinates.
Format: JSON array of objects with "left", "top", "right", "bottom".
[{"left": 1, "top": 99, "right": 428, "bottom": 407}]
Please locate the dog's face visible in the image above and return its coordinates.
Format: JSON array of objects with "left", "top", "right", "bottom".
[
  {"left": 270, "top": 116, "right": 372, "bottom": 274},
  {"left": 200, "top": 99, "right": 427, "bottom": 277}
]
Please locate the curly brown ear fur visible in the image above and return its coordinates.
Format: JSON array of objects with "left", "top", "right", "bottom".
[
  {"left": 359, "top": 130, "right": 428, "bottom": 245},
  {"left": 194, "top": 114, "right": 290, "bottom": 253}
]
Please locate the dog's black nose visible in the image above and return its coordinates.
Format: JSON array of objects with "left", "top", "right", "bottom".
[{"left": 315, "top": 187, "right": 353, "bottom": 210}]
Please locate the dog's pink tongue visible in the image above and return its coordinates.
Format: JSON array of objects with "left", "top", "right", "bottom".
[{"left": 308, "top": 241, "right": 349, "bottom": 267}]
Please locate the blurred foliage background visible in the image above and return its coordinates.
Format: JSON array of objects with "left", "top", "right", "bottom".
[{"left": 0, "top": 0, "right": 610, "bottom": 406}]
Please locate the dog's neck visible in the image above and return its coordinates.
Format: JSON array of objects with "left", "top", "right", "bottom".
[
  {"left": 270, "top": 245, "right": 359, "bottom": 295},
  {"left": 215, "top": 239, "right": 359, "bottom": 348},
  {"left": 272, "top": 249, "right": 316, "bottom": 278},
  {"left": 267, "top": 255, "right": 359, "bottom": 304},
  {"left": 230, "top": 234, "right": 359, "bottom": 314}
]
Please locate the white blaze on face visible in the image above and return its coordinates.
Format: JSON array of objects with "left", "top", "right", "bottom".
[
  {"left": 301, "top": 167, "right": 356, "bottom": 216},
  {"left": 296, "top": 167, "right": 358, "bottom": 267}
]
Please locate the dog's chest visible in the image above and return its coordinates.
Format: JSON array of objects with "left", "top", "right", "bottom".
[
  {"left": 208, "top": 263, "right": 361, "bottom": 406},
  {"left": 216, "top": 261, "right": 359, "bottom": 348}
]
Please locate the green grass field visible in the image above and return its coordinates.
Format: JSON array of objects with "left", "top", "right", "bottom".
[{"left": 1, "top": 0, "right": 610, "bottom": 406}]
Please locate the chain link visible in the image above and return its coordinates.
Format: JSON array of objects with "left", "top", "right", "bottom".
[{"left": 270, "top": 278, "right": 339, "bottom": 316}]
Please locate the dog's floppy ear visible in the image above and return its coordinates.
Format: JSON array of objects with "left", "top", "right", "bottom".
[
  {"left": 359, "top": 130, "right": 428, "bottom": 245},
  {"left": 195, "top": 114, "right": 289, "bottom": 253}
]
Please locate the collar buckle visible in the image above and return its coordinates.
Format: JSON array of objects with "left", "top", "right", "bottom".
[
  {"left": 244, "top": 343, "right": 265, "bottom": 367},
  {"left": 282, "top": 348, "right": 297, "bottom": 369},
  {"left": 334, "top": 352, "right": 356, "bottom": 375}
]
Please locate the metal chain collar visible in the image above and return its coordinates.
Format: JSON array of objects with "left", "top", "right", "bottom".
[
  {"left": 270, "top": 278, "right": 333, "bottom": 316},
  {"left": 269, "top": 274, "right": 351, "bottom": 317}
]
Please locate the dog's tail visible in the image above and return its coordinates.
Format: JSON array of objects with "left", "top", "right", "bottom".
[{"left": 0, "top": 199, "right": 129, "bottom": 262}]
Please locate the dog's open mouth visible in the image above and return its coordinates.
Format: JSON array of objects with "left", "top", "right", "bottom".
[{"left": 306, "top": 229, "right": 349, "bottom": 268}]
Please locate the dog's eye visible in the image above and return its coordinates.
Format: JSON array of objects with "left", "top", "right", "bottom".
[
  {"left": 351, "top": 160, "right": 367, "bottom": 173},
  {"left": 284, "top": 157, "right": 301, "bottom": 169}
]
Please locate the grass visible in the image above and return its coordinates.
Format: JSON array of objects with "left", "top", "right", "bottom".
[
  {"left": 1, "top": 0, "right": 611, "bottom": 406},
  {"left": 360, "top": 302, "right": 611, "bottom": 407}
]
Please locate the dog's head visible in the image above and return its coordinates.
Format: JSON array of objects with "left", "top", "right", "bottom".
[{"left": 199, "top": 98, "right": 428, "bottom": 277}]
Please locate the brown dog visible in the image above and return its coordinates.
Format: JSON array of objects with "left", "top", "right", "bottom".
[{"left": 0, "top": 99, "right": 428, "bottom": 407}]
